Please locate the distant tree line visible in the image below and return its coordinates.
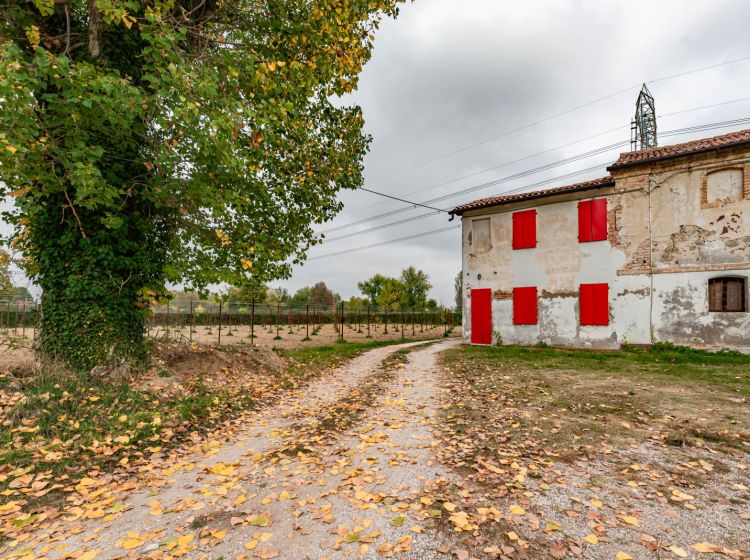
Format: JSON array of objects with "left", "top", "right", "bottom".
[{"left": 168, "top": 266, "right": 448, "bottom": 311}]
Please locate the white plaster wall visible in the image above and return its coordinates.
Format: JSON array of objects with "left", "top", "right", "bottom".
[
  {"left": 461, "top": 161, "right": 750, "bottom": 351},
  {"left": 462, "top": 196, "right": 653, "bottom": 348},
  {"left": 652, "top": 270, "right": 750, "bottom": 351}
]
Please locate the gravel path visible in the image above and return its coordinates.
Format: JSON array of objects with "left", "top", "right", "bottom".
[{"left": 18, "top": 339, "right": 460, "bottom": 559}]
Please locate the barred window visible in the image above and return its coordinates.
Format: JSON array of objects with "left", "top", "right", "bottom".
[{"left": 708, "top": 277, "right": 747, "bottom": 312}]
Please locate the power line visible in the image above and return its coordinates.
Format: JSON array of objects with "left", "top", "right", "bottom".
[
  {"left": 335, "top": 95, "right": 750, "bottom": 222},
  {"left": 323, "top": 116, "right": 750, "bottom": 237},
  {"left": 358, "top": 187, "right": 448, "bottom": 213},
  {"left": 324, "top": 141, "right": 628, "bottom": 234},
  {"left": 323, "top": 163, "right": 610, "bottom": 244},
  {"left": 364, "top": 54, "right": 750, "bottom": 186},
  {"left": 336, "top": 124, "right": 628, "bottom": 220},
  {"left": 308, "top": 225, "right": 461, "bottom": 261},
  {"left": 310, "top": 116, "right": 750, "bottom": 257}
]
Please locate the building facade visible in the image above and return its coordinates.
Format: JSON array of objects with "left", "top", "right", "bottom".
[{"left": 452, "top": 129, "right": 750, "bottom": 352}]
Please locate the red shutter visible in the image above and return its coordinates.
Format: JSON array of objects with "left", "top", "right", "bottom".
[
  {"left": 580, "top": 284, "right": 593, "bottom": 324},
  {"left": 524, "top": 210, "right": 537, "bottom": 248},
  {"left": 513, "top": 210, "right": 536, "bottom": 249},
  {"left": 578, "top": 201, "right": 592, "bottom": 242},
  {"left": 591, "top": 199, "right": 608, "bottom": 241},
  {"left": 471, "top": 288, "right": 492, "bottom": 344},
  {"left": 512, "top": 212, "right": 522, "bottom": 250},
  {"left": 593, "top": 284, "right": 609, "bottom": 324},
  {"left": 513, "top": 287, "right": 538, "bottom": 325},
  {"left": 580, "top": 283, "right": 609, "bottom": 326}
]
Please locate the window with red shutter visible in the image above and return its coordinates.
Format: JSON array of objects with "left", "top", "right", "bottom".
[
  {"left": 580, "top": 283, "right": 609, "bottom": 325},
  {"left": 578, "top": 198, "right": 607, "bottom": 242},
  {"left": 513, "top": 287, "right": 538, "bottom": 325},
  {"left": 512, "top": 210, "right": 536, "bottom": 249}
]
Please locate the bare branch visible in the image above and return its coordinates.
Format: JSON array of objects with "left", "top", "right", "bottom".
[{"left": 63, "top": 189, "right": 88, "bottom": 239}]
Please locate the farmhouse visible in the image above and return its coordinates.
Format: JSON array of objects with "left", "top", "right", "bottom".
[{"left": 452, "top": 128, "right": 750, "bottom": 351}]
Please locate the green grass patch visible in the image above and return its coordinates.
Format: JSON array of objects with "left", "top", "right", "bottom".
[
  {"left": 447, "top": 343, "right": 750, "bottom": 394},
  {"left": 278, "top": 338, "right": 424, "bottom": 376}
]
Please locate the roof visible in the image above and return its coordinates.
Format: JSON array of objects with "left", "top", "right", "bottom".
[
  {"left": 609, "top": 127, "right": 750, "bottom": 169},
  {"left": 451, "top": 127, "right": 750, "bottom": 216},
  {"left": 450, "top": 176, "right": 615, "bottom": 215}
]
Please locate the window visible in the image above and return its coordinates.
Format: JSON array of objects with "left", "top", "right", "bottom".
[
  {"left": 472, "top": 218, "right": 491, "bottom": 252},
  {"left": 578, "top": 198, "right": 607, "bottom": 242},
  {"left": 512, "top": 209, "right": 537, "bottom": 249},
  {"left": 706, "top": 169, "right": 743, "bottom": 205},
  {"left": 709, "top": 277, "right": 747, "bottom": 312},
  {"left": 580, "top": 283, "right": 609, "bottom": 325},
  {"left": 513, "top": 287, "right": 538, "bottom": 325}
]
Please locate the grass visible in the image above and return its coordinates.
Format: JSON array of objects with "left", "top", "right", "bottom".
[
  {"left": 438, "top": 343, "right": 750, "bottom": 463},
  {"left": 452, "top": 342, "right": 750, "bottom": 394},
  {"left": 278, "top": 337, "right": 428, "bottom": 376}
]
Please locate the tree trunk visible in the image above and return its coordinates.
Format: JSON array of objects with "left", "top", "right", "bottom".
[{"left": 31, "top": 190, "right": 168, "bottom": 375}]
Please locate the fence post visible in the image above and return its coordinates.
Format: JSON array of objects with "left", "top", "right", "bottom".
[
  {"left": 401, "top": 311, "right": 404, "bottom": 340},
  {"left": 216, "top": 300, "right": 221, "bottom": 345},
  {"left": 250, "top": 299, "right": 255, "bottom": 343},
  {"left": 367, "top": 306, "right": 371, "bottom": 338},
  {"left": 339, "top": 302, "right": 344, "bottom": 340},
  {"left": 305, "top": 304, "right": 310, "bottom": 340},
  {"left": 276, "top": 303, "right": 281, "bottom": 339},
  {"left": 412, "top": 307, "right": 416, "bottom": 336}
]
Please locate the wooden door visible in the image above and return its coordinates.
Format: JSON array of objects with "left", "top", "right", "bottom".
[{"left": 470, "top": 288, "right": 492, "bottom": 345}]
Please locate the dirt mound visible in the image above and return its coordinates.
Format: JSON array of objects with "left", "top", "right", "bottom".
[{"left": 140, "top": 341, "right": 287, "bottom": 394}]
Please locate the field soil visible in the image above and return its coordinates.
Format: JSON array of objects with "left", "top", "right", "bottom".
[
  {"left": 148, "top": 322, "right": 459, "bottom": 349},
  {"left": 0, "top": 323, "right": 460, "bottom": 374}
]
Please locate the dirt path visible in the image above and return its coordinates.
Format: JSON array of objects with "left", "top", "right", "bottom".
[{"left": 15, "top": 340, "right": 461, "bottom": 559}]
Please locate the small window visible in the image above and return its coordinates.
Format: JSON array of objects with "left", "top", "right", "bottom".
[
  {"left": 512, "top": 210, "right": 537, "bottom": 249},
  {"left": 513, "top": 287, "right": 538, "bottom": 325},
  {"left": 709, "top": 277, "right": 747, "bottom": 312},
  {"left": 472, "top": 218, "right": 491, "bottom": 252},
  {"left": 578, "top": 199, "right": 607, "bottom": 242},
  {"left": 580, "top": 283, "right": 609, "bottom": 325},
  {"left": 706, "top": 169, "right": 743, "bottom": 205}
]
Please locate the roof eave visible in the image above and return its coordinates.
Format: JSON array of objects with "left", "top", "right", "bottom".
[
  {"left": 608, "top": 138, "right": 750, "bottom": 171},
  {"left": 451, "top": 179, "right": 615, "bottom": 216}
]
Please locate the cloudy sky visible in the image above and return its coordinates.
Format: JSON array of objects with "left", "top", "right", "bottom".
[{"left": 281, "top": 0, "right": 750, "bottom": 305}]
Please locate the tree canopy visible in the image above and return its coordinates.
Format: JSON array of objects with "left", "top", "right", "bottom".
[
  {"left": 399, "top": 266, "right": 431, "bottom": 308},
  {"left": 0, "top": 0, "right": 404, "bottom": 370}
]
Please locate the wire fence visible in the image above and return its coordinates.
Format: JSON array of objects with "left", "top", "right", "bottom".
[
  {"left": 147, "top": 301, "right": 461, "bottom": 345},
  {"left": 0, "top": 299, "right": 462, "bottom": 346}
]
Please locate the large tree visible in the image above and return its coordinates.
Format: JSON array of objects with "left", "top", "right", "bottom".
[
  {"left": 358, "top": 273, "right": 388, "bottom": 306},
  {"left": 309, "top": 281, "right": 336, "bottom": 307},
  {"left": 0, "top": 0, "right": 404, "bottom": 371},
  {"left": 399, "top": 266, "right": 431, "bottom": 309}
]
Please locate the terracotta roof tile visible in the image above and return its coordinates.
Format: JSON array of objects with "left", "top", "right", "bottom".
[
  {"left": 609, "top": 127, "right": 750, "bottom": 169},
  {"left": 451, "top": 176, "right": 615, "bottom": 215}
]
